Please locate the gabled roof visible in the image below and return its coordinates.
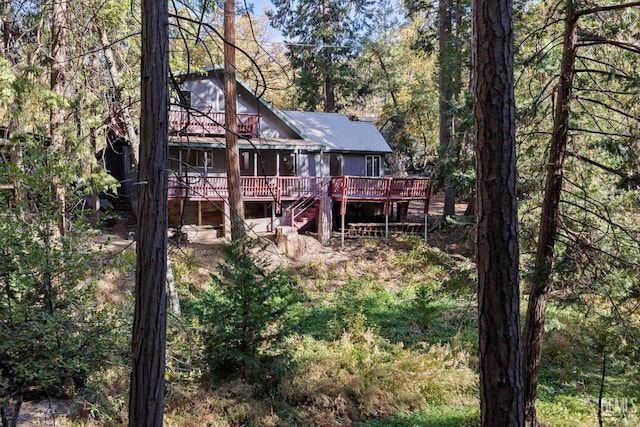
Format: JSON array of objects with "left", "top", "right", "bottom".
[
  {"left": 282, "top": 111, "right": 392, "bottom": 154},
  {"left": 177, "top": 66, "right": 392, "bottom": 154},
  {"left": 182, "top": 65, "right": 307, "bottom": 140}
]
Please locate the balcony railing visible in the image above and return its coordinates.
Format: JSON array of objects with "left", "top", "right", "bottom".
[
  {"left": 330, "top": 176, "right": 431, "bottom": 200},
  {"left": 168, "top": 176, "right": 324, "bottom": 203},
  {"left": 169, "top": 108, "right": 260, "bottom": 137},
  {"left": 168, "top": 175, "right": 431, "bottom": 204}
]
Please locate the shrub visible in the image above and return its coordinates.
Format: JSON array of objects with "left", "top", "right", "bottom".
[
  {"left": 281, "top": 332, "right": 478, "bottom": 422},
  {"left": 0, "top": 138, "right": 125, "bottom": 426}
]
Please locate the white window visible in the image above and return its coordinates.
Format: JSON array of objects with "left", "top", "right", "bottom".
[
  {"left": 240, "top": 151, "right": 251, "bottom": 171},
  {"left": 215, "top": 91, "right": 225, "bottom": 111},
  {"left": 366, "top": 155, "right": 382, "bottom": 177}
]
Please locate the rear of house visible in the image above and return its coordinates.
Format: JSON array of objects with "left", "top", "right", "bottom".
[{"left": 102, "top": 66, "right": 431, "bottom": 238}]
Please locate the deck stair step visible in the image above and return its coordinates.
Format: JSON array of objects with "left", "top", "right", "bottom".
[{"left": 291, "top": 201, "right": 320, "bottom": 230}]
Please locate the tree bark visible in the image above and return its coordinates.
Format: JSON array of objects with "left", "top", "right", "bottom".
[
  {"left": 1, "top": 0, "right": 13, "bottom": 60},
  {"left": 321, "top": 0, "right": 336, "bottom": 113},
  {"left": 472, "top": 0, "right": 524, "bottom": 424},
  {"left": 522, "top": 2, "right": 577, "bottom": 426},
  {"left": 224, "top": 0, "right": 245, "bottom": 240},
  {"left": 322, "top": 47, "right": 335, "bottom": 113},
  {"left": 50, "top": 0, "right": 66, "bottom": 236},
  {"left": 438, "top": 0, "right": 460, "bottom": 217},
  {"left": 128, "top": 0, "right": 168, "bottom": 423}
]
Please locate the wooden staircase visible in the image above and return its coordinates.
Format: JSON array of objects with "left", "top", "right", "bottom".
[{"left": 287, "top": 200, "right": 320, "bottom": 231}]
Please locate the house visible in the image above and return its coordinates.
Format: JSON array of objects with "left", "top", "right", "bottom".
[{"left": 105, "top": 66, "right": 431, "bottom": 240}]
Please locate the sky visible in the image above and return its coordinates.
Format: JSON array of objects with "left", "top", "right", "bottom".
[{"left": 246, "top": 0, "right": 286, "bottom": 43}]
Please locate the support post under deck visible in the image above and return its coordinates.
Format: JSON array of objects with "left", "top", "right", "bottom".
[
  {"left": 223, "top": 200, "right": 231, "bottom": 240},
  {"left": 424, "top": 214, "right": 428, "bottom": 244},
  {"left": 424, "top": 198, "right": 430, "bottom": 244},
  {"left": 385, "top": 214, "right": 389, "bottom": 240},
  {"left": 271, "top": 202, "right": 276, "bottom": 232}
]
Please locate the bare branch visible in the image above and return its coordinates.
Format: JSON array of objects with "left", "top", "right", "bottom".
[
  {"left": 577, "top": 34, "right": 640, "bottom": 55},
  {"left": 576, "top": 96, "right": 640, "bottom": 122},
  {"left": 568, "top": 126, "right": 636, "bottom": 139},
  {"left": 577, "top": 1, "right": 640, "bottom": 18},
  {"left": 566, "top": 150, "right": 627, "bottom": 177}
]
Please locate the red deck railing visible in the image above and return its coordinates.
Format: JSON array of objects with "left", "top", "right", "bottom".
[
  {"left": 169, "top": 108, "right": 260, "bottom": 137},
  {"left": 331, "top": 176, "right": 432, "bottom": 216},
  {"left": 168, "top": 175, "right": 431, "bottom": 216},
  {"left": 168, "top": 176, "right": 325, "bottom": 203},
  {"left": 330, "top": 176, "right": 431, "bottom": 200}
]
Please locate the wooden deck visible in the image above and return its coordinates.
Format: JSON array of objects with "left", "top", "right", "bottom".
[
  {"left": 331, "top": 176, "right": 431, "bottom": 216},
  {"left": 168, "top": 176, "right": 324, "bottom": 203},
  {"left": 331, "top": 176, "right": 431, "bottom": 201},
  {"left": 167, "top": 175, "right": 431, "bottom": 208}
]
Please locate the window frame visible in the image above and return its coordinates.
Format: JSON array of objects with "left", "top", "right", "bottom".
[{"left": 365, "top": 155, "right": 382, "bottom": 177}]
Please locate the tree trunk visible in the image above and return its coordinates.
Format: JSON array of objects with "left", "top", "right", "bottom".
[
  {"left": 438, "top": 0, "right": 457, "bottom": 217},
  {"left": 318, "top": 177, "right": 332, "bottom": 245},
  {"left": 522, "top": 2, "right": 577, "bottom": 426},
  {"left": 472, "top": 0, "right": 524, "bottom": 424},
  {"left": 50, "top": 0, "right": 66, "bottom": 236},
  {"left": 324, "top": 72, "right": 336, "bottom": 113},
  {"left": 224, "top": 0, "right": 245, "bottom": 240},
  {"left": 320, "top": 0, "right": 336, "bottom": 113},
  {"left": 1, "top": 0, "right": 12, "bottom": 60},
  {"left": 128, "top": 0, "right": 168, "bottom": 423}
]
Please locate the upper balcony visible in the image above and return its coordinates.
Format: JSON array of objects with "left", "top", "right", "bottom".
[{"left": 169, "top": 108, "right": 260, "bottom": 138}]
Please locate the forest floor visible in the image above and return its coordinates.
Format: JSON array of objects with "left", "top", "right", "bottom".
[
  {"left": 17, "top": 195, "right": 476, "bottom": 427},
  {"left": 15, "top": 193, "right": 639, "bottom": 426}
]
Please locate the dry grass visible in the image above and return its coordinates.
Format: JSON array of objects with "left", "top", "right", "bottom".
[{"left": 280, "top": 332, "right": 478, "bottom": 423}]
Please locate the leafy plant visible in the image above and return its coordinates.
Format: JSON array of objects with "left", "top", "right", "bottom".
[{"left": 0, "top": 138, "right": 124, "bottom": 426}]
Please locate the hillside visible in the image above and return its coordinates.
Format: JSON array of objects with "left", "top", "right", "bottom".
[{"left": 16, "top": 196, "right": 639, "bottom": 426}]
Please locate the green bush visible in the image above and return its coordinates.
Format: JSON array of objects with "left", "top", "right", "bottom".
[{"left": 0, "top": 138, "right": 125, "bottom": 426}]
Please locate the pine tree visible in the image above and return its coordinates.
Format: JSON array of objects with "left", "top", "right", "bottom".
[{"left": 268, "top": 0, "right": 374, "bottom": 112}]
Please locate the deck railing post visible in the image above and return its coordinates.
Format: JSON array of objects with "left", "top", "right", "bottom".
[
  {"left": 341, "top": 212, "right": 345, "bottom": 248},
  {"left": 341, "top": 176, "right": 348, "bottom": 216},
  {"left": 276, "top": 177, "right": 282, "bottom": 213}
]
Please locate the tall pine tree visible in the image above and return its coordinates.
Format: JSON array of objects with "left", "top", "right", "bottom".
[{"left": 268, "top": 0, "right": 374, "bottom": 112}]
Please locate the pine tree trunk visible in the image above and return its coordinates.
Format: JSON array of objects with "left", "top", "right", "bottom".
[
  {"left": 438, "top": 0, "right": 455, "bottom": 217},
  {"left": 321, "top": 0, "right": 336, "bottom": 113},
  {"left": 50, "top": 0, "right": 66, "bottom": 236},
  {"left": 324, "top": 73, "right": 336, "bottom": 113},
  {"left": 522, "top": 2, "right": 578, "bottom": 425},
  {"left": 472, "top": 0, "right": 524, "bottom": 424},
  {"left": 224, "top": 0, "right": 245, "bottom": 239},
  {"left": 128, "top": 0, "right": 168, "bottom": 423}
]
